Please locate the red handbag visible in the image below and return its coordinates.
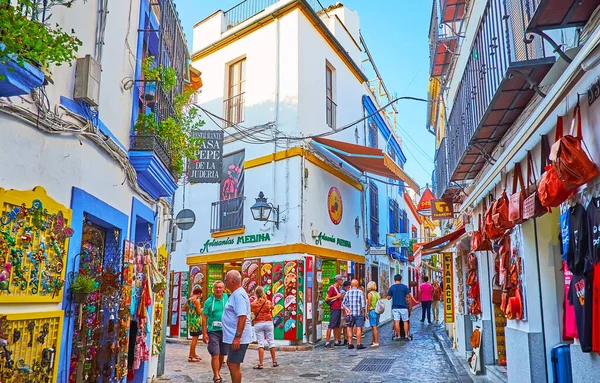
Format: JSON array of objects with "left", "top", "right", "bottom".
[
  {"left": 509, "top": 162, "right": 526, "bottom": 224},
  {"left": 467, "top": 252, "right": 478, "bottom": 269},
  {"left": 523, "top": 150, "right": 548, "bottom": 220},
  {"left": 539, "top": 124, "right": 573, "bottom": 207},
  {"left": 552, "top": 104, "right": 599, "bottom": 189},
  {"left": 485, "top": 197, "right": 504, "bottom": 240},
  {"left": 492, "top": 190, "right": 513, "bottom": 232},
  {"left": 471, "top": 213, "right": 492, "bottom": 251}
]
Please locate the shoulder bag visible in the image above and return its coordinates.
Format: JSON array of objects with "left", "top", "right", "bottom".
[
  {"left": 523, "top": 150, "right": 548, "bottom": 220},
  {"left": 508, "top": 162, "right": 526, "bottom": 224},
  {"left": 552, "top": 103, "right": 599, "bottom": 189},
  {"left": 539, "top": 119, "right": 574, "bottom": 207},
  {"left": 471, "top": 213, "right": 492, "bottom": 251},
  {"left": 485, "top": 195, "right": 505, "bottom": 240}
]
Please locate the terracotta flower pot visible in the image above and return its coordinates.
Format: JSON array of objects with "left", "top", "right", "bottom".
[{"left": 72, "top": 291, "right": 90, "bottom": 304}]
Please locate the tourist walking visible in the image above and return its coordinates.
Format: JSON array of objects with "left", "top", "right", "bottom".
[
  {"left": 251, "top": 286, "right": 279, "bottom": 369},
  {"left": 366, "top": 281, "right": 380, "bottom": 347},
  {"left": 340, "top": 280, "right": 350, "bottom": 344},
  {"left": 183, "top": 287, "right": 203, "bottom": 362},
  {"left": 324, "top": 275, "right": 344, "bottom": 348},
  {"left": 222, "top": 270, "right": 252, "bottom": 383},
  {"left": 432, "top": 279, "right": 443, "bottom": 322},
  {"left": 342, "top": 279, "right": 366, "bottom": 350},
  {"left": 419, "top": 276, "right": 433, "bottom": 324},
  {"left": 202, "top": 281, "right": 228, "bottom": 383},
  {"left": 387, "top": 274, "right": 413, "bottom": 341}
]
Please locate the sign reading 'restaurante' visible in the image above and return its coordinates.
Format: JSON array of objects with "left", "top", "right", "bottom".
[{"left": 188, "top": 130, "right": 224, "bottom": 183}]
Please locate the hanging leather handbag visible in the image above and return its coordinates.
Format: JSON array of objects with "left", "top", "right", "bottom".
[
  {"left": 523, "top": 150, "right": 548, "bottom": 220},
  {"left": 466, "top": 269, "right": 477, "bottom": 287},
  {"left": 467, "top": 252, "right": 478, "bottom": 269},
  {"left": 539, "top": 125, "right": 573, "bottom": 208},
  {"left": 509, "top": 162, "right": 526, "bottom": 224},
  {"left": 492, "top": 275, "right": 502, "bottom": 305},
  {"left": 551, "top": 103, "right": 600, "bottom": 189},
  {"left": 485, "top": 196, "right": 504, "bottom": 240},
  {"left": 471, "top": 213, "right": 492, "bottom": 251},
  {"left": 492, "top": 190, "right": 513, "bottom": 232}
]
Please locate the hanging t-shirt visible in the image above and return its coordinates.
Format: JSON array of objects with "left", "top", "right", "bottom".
[
  {"left": 567, "top": 204, "right": 591, "bottom": 275},
  {"left": 593, "top": 263, "right": 600, "bottom": 352},
  {"left": 569, "top": 272, "right": 593, "bottom": 353},
  {"left": 587, "top": 197, "right": 600, "bottom": 265},
  {"left": 563, "top": 262, "right": 577, "bottom": 340},
  {"left": 560, "top": 210, "right": 571, "bottom": 263}
]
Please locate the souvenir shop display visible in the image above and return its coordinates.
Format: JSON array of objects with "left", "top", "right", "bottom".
[
  {"left": 468, "top": 327, "right": 482, "bottom": 374},
  {"left": 283, "top": 261, "right": 298, "bottom": 340},
  {"left": 466, "top": 252, "right": 481, "bottom": 318},
  {"left": 261, "top": 262, "right": 273, "bottom": 305},
  {"left": 494, "top": 305, "right": 507, "bottom": 366},
  {"left": 69, "top": 221, "right": 123, "bottom": 383},
  {"left": 0, "top": 312, "right": 62, "bottom": 383},
  {"left": 179, "top": 271, "right": 189, "bottom": 338},
  {"left": 455, "top": 255, "right": 465, "bottom": 315},
  {"left": 207, "top": 264, "right": 224, "bottom": 297},
  {"left": 321, "top": 260, "right": 337, "bottom": 322},
  {"left": 272, "top": 262, "right": 285, "bottom": 339},
  {"left": 0, "top": 187, "right": 73, "bottom": 302},
  {"left": 116, "top": 240, "right": 135, "bottom": 380},
  {"left": 152, "top": 246, "right": 169, "bottom": 355},
  {"left": 241, "top": 259, "right": 260, "bottom": 296}
]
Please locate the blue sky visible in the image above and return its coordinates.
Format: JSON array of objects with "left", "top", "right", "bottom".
[{"left": 174, "top": 0, "right": 435, "bottom": 189}]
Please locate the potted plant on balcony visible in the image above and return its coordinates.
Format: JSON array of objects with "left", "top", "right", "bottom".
[
  {"left": 70, "top": 274, "right": 97, "bottom": 304},
  {"left": 141, "top": 56, "right": 177, "bottom": 99},
  {"left": 0, "top": 1, "right": 83, "bottom": 96}
]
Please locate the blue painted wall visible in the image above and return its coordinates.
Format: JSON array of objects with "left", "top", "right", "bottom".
[{"left": 58, "top": 187, "right": 129, "bottom": 382}]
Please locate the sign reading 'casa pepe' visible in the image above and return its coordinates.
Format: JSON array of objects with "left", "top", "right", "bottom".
[
  {"left": 443, "top": 252, "right": 454, "bottom": 323},
  {"left": 328, "top": 187, "right": 343, "bottom": 225}
]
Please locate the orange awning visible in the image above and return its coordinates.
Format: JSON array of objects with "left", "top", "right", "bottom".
[
  {"left": 185, "top": 66, "right": 203, "bottom": 92},
  {"left": 419, "top": 225, "right": 465, "bottom": 255},
  {"left": 313, "top": 137, "right": 420, "bottom": 192}
]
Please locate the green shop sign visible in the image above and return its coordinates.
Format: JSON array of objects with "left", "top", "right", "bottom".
[
  {"left": 200, "top": 233, "right": 271, "bottom": 254},
  {"left": 315, "top": 232, "right": 351, "bottom": 248}
]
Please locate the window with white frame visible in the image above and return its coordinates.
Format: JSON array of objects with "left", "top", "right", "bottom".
[
  {"left": 225, "top": 58, "right": 245, "bottom": 125},
  {"left": 326, "top": 64, "right": 336, "bottom": 129}
]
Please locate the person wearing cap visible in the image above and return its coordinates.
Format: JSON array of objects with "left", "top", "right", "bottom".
[{"left": 324, "top": 275, "right": 344, "bottom": 348}]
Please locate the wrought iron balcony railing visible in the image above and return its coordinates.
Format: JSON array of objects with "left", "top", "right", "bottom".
[
  {"left": 438, "top": 0, "right": 553, "bottom": 198},
  {"left": 434, "top": 138, "right": 449, "bottom": 199},
  {"left": 211, "top": 197, "right": 245, "bottom": 233},
  {"left": 224, "top": 0, "right": 326, "bottom": 30},
  {"left": 130, "top": 135, "right": 173, "bottom": 171}
]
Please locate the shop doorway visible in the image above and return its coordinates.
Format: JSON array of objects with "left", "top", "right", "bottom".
[
  {"left": 371, "top": 265, "right": 379, "bottom": 288},
  {"left": 69, "top": 219, "right": 123, "bottom": 383}
]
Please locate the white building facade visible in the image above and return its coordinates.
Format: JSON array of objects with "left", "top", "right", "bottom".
[
  {"left": 0, "top": 0, "right": 190, "bottom": 381},
  {"left": 171, "top": 0, "right": 419, "bottom": 344}
]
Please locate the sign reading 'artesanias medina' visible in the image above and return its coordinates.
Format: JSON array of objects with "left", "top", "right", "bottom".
[
  {"left": 315, "top": 232, "right": 351, "bottom": 248},
  {"left": 188, "top": 130, "right": 224, "bottom": 183},
  {"left": 200, "top": 233, "right": 271, "bottom": 254}
]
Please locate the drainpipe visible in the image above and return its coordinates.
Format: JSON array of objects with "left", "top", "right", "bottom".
[
  {"left": 271, "top": 15, "right": 280, "bottom": 238},
  {"left": 532, "top": 218, "right": 549, "bottom": 381}
]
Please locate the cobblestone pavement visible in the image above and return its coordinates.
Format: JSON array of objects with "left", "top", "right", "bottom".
[{"left": 159, "top": 308, "right": 481, "bottom": 383}]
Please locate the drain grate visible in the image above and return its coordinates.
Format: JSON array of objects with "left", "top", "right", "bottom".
[
  {"left": 351, "top": 358, "right": 395, "bottom": 372},
  {"left": 299, "top": 373, "right": 321, "bottom": 378}
]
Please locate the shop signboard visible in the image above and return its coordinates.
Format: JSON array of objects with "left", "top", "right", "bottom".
[
  {"left": 199, "top": 233, "right": 271, "bottom": 254},
  {"left": 314, "top": 232, "right": 351, "bottom": 248},
  {"left": 327, "top": 187, "right": 343, "bottom": 224},
  {"left": 188, "top": 130, "right": 223, "bottom": 183},
  {"left": 386, "top": 233, "right": 410, "bottom": 248},
  {"left": 417, "top": 187, "right": 435, "bottom": 215},
  {"left": 443, "top": 252, "right": 454, "bottom": 323},
  {"left": 431, "top": 199, "right": 454, "bottom": 221},
  {"left": 369, "top": 246, "right": 387, "bottom": 255}
]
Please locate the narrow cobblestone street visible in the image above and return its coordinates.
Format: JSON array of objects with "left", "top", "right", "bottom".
[{"left": 159, "top": 309, "right": 483, "bottom": 383}]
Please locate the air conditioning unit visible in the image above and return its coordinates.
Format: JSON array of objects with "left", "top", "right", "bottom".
[{"left": 74, "top": 54, "right": 101, "bottom": 106}]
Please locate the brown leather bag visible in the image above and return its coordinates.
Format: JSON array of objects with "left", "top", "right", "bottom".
[
  {"left": 509, "top": 162, "right": 526, "bottom": 224},
  {"left": 485, "top": 198, "right": 504, "bottom": 240},
  {"left": 523, "top": 150, "right": 548, "bottom": 220},
  {"left": 467, "top": 252, "right": 478, "bottom": 270},
  {"left": 471, "top": 214, "right": 492, "bottom": 251},
  {"left": 470, "top": 328, "right": 481, "bottom": 348},
  {"left": 552, "top": 103, "right": 600, "bottom": 189}
]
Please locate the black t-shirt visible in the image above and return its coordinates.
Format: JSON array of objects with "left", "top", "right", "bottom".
[
  {"left": 587, "top": 198, "right": 600, "bottom": 265},
  {"left": 570, "top": 273, "right": 593, "bottom": 353},
  {"left": 567, "top": 204, "right": 591, "bottom": 274}
]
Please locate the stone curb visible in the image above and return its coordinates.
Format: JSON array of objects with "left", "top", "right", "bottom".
[{"left": 434, "top": 331, "right": 479, "bottom": 383}]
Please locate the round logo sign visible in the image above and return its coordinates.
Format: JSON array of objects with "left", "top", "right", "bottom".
[{"left": 328, "top": 187, "right": 343, "bottom": 225}]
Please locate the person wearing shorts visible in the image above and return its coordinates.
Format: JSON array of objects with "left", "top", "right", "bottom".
[
  {"left": 366, "top": 281, "right": 380, "bottom": 347},
  {"left": 342, "top": 279, "right": 367, "bottom": 349},
  {"left": 339, "top": 280, "right": 350, "bottom": 344},
  {"left": 325, "top": 275, "right": 344, "bottom": 348},
  {"left": 203, "top": 281, "right": 229, "bottom": 383},
  {"left": 251, "top": 286, "right": 278, "bottom": 369},
  {"left": 223, "top": 271, "right": 252, "bottom": 383},
  {"left": 388, "top": 274, "right": 412, "bottom": 340}
]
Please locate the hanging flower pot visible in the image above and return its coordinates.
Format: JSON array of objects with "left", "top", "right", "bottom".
[
  {"left": 72, "top": 291, "right": 90, "bottom": 304},
  {"left": 143, "top": 82, "right": 156, "bottom": 103}
]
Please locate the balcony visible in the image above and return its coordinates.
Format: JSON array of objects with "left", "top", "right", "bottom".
[
  {"left": 129, "top": 135, "right": 178, "bottom": 199},
  {"left": 224, "top": 0, "right": 325, "bottom": 30},
  {"left": 211, "top": 197, "right": 245, "bottom": 233},
  {"left": 440, "top": 0, "right": 466, "bottom": 23},
  {"left": 438, "top": 0, "right": 555, "bottom": 198},
  {"left": 525, "top": 0, "right": 600, "bottom": 32},
  {"left": 429, "top": 0, "right": 459, "bottom": 79}
]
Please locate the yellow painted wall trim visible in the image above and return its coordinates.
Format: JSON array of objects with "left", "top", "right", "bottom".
[
  {"left": 191, "top": 2, "right": 366, "bottom": 84},
  {"left": 187, "top": 243, "right": 365, "bottom": 264},
  {"left": 211, "top": 227, "right": 246, "bottom": 238},
  {"left": 244, "top": 147, "right": 364, "bottom": 191}
]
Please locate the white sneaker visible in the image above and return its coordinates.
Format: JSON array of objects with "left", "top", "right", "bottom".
[{"left": 371, "top": 343, "right": 380, "bottom": 347}]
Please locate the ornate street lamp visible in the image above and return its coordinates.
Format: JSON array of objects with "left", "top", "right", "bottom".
[{"left": 250, "top": 191, "right": 279, "bottom": 229}]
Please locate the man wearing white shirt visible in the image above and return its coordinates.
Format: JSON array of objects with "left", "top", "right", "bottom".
[{"left": 222, "top": 270, "right": 252, "bottom": 383}]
